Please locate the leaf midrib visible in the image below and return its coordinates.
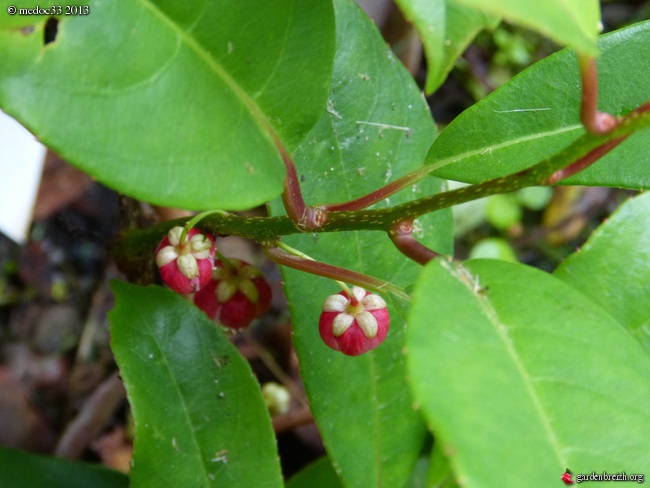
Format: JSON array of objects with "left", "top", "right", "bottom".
[
  {"left": 454, "top": 262, "right": 567, "bottom": 468},
  {"left": 427, "top": 124, "right": 582, "bottom": 173},
  {"left": 139, "top": 0, "right": 281, "bottom": 144},
  {"left": 125, "top": 295, "right": 213, "bottom": 487},
  {"left": 154, "top": 327, "right": 213, "bottom": 485}
]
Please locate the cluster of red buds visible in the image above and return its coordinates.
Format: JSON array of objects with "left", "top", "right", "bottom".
[
  {"left": 155, "top": 227, "right": 271, "bottom": 329},
  {"left": 155, "top": 226, "right": 391, "bottom": 355},
  {"left": 194, "top": 258, "right": 271, "bottom": 328}
]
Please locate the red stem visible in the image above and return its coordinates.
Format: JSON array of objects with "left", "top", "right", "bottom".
[
  {"left": 347, "top": 291, "right": 360, "bottom": 306},
  {"left": 277, "top": 140, "right": 329, "bottom": 230},
  {"left": 544, "top": 136, "right": 627, "bottom": 184},
  {"left": 547, "top": 101, "right": 650, "bottom": 184},
  {"left": 321, "top": 166, "right": 431, "bottom": 212},
  {"left": 579, "top": 55, "right": 618, "bottom": 135},
  {"left": 389, "top": 220, "right": 439, "bottom": 265},
  {"left": 278, "top": 143, "right": 307, "bottom": 225},
  {"left": 264, "top": 245, "right": 410, "bottom": 301}
]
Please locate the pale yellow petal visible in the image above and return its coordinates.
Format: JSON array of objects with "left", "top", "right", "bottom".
[
  {"left": 323, "top": 294, "right": 348, "bottom": 312},
  {"left": 155, "top": 246, "right": 179, "bottom": 267},
  {"left": 362, "top": 294, "right": 386, "bottom": 311},
  {"left": 332, "top": 313, "right": 354, "bottom": 337},
  {"left": 167, "top": 226, "right": 184, "bottom": 246},
  {"left": 177, "top": 254, "right": 198, "bottom": 279},
  {"left": 356, "top": 311, "right": 378, "bottom": 338}
]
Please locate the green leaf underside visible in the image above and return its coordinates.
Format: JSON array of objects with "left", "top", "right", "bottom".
[
  {"left": 453, "top": 0, "right": 600, "bottom": 55},
  {"left": 269, "top": 0, "right": 452, "bottom": 486},
  {"left": 108, "top": 282, "right": 282, "bottom": 488},
  {"left": 555, "top": 192, "right": 650, "bottom": 351},
  {"left": 394, "top": 0, "right": 445, "bottom": 94},
  {"left": 0, "top": 447, "right": 128, "bottom": 488},
  {"left": 286, "top": 457, "right": 344, "bottom": 488},
  {"left": 428, "top": 21, "right": 650, "bottom": 189},
  {"left": 0, "top": 0, "right": 335, "bottom": 210},
  {"left": 408, "top": 259, "right": 650, "bottom": 487},
  {"left": 395, "top": 0, "right": 499, "bottom": 94}
]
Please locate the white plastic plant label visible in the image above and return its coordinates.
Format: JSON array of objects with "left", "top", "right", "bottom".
[{"left": 0, "top": 110, "right": 45, "bottom": 244}]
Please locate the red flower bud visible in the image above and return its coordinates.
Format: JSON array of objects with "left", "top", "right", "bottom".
[
  {"left": 155, "top": 227, "right": 216, "bottom": 294},
  {"left": 319, "top": 287, "right": 389, "bottom": 356},
  {"left": 194, "top": 259, "right": 272, "bottom": 329}
]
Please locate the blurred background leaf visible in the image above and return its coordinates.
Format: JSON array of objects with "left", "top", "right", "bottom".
[{"left": 0, "top": 446, "right": 128, "bottom": 488}]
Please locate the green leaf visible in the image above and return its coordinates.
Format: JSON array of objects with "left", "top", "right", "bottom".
[
  {"left": 108, "top": 282, "right": 282, "bottom": 488},
  {"left": 555, "top": 192, "right": 650, "bottom": 351},
  {"left": 427, "top": 443, "right": 459, "bottom": 488},
  {"left": 428, "top": 21, "right": 650, "bottom": 189},
  {"left": 404, "top": 455, "right": 432, "bottom": 488},
  {"left": 407, "top": 259, "right": 650, "bottom": 487},
  {"left": 453, "top": 0, "right": 600, "bottom": 55},
  {"left": 269, "top": 0, "right": 452, "bottom": 486},
  {"left": 394, "top": 0, "right": 446, "bottom": 93},
  {"left": 0, "top": 0, "right": 335, "bottom": 210},
  {"left": 286, "top": 457, "right": 343, "bottom": 488},
  {"left": 395, "top": 0, "right": 499, "bottom": 94},
  {"left": 0, "top": 447, "right": 128, "bottom": 488}
]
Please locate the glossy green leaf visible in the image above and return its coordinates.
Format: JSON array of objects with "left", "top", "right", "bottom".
[
  {"left": 0, "top": 447, "right": 128, "bottom": 488},
  {"left": 109, "top": 282, "right": 282, "bottom": 488},
  {"left": 408, "top": 259, "right": 650, "bottom": 487},
  {"left": 0, "top": 0, "right": 335, "bottom": 210},
  {"left": 453, "top": 0, "right": 600, "bottom": 55},
  {"left": 555, "top": 192, "right": 650, "bottom": 351},
  {"left": 269, "top": 0, "right": 452, "bottom": 486},
  {"left": 286, "top": 457, "right": 343, "bottom": 488},
  {"left": 428, "top": 21, "right": 650, "bottom": 189},
  {"left": 395, "top": 0, "right": 499, "bottom": 94}
]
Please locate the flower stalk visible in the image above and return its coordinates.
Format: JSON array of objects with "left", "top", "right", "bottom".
[{"left": 263, "top": 244, "right": 411, "bottom": 303}]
